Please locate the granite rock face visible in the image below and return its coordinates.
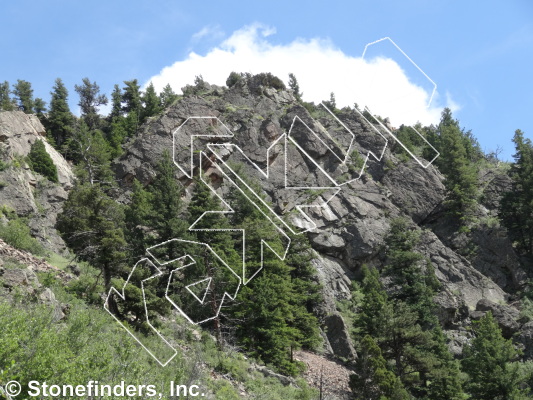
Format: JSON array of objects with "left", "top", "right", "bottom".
[
  {"left": 110, "top": 78, "right": 531, "bottom": 359},
  {"left": 0, "top": 111, "right": 73, "bottom": 253}
]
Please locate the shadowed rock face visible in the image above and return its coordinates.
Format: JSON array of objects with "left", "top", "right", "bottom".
[{"left": 110, "top": 79, "right": 531, "bottom": 358}]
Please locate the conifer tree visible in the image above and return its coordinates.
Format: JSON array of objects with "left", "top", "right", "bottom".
[
  {"left": 500, "top": 129, "right": 533, "bottom": 256},
  {"left": 47, "top": 78, "right": 74, "bottom": 149},
  {"left": 12, "top": 80, "right": 34, "bottom": 113},
  {"left": 74, "top": 78, "right": 108, "bottom": 130},
  {"left": 124, "top": 179, "right": 155, "bottom": 260},
  {"left": 288, "top": 73, "right": 302, "bottom": 101},
  {"left": 141, "top": 82, "right": 162, "bottom": 122},
  {"left": 68, "top": 120, "right": 114, "bottom": 186},
  {"left": 33, "top": 98, "right": 47, "bottom": 121},
  {"left": 159, "top": 84, "right": 179, "bottom": 109},
  {"left": 350, "top": 335, "right": 410, "bottom": 400},
  {"left": 462, "top": 312, "right": 526, "bottom": 399},
  {"left": 109, "top": 84, "right": 123, "bottom": 119},
  {"left": 57, "top": 182, "right": 127, "bottom": 291},
  {"left": 122, "top": 79, "right": 142, "bottom": 114},
  {"left": 0, "top": 81, "right": 14, "bottom": 110},
  {"left": 432, "top": 108, "right": 479, "bottom": 226},
  {"left": 27, "top": 139, "right": 58, "bottom": 183}
]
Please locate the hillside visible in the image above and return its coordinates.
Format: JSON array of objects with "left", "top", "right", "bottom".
[{"left": 1, "top": 73, "right": 532, "bottom": 399}]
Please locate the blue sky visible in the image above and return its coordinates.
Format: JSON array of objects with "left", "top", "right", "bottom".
[{"left": 1, "top": 0, "right": 532, "bottom": 160}]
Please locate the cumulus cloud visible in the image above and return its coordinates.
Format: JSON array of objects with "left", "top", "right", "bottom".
[{"left": 147, "top": 24, "right": 457, "bottom": 126}]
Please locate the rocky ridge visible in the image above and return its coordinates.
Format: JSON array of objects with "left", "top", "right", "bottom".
[{"left": 113, "top": 79, "right": 531, "bottom": 359}]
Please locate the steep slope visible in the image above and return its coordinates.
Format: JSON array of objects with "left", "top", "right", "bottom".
[
  {"left": 113, "top": 77, "right": 530, "bottom": 359},
  {"left": 0, "top": 110, "right": 74, "bottom": 253}
]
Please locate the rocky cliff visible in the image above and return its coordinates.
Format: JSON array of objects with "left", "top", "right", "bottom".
[
  {"left": 112, "top": 78, "right": 532, "bottom": 359},
  {"left": 0, "top": 111, "right": 73, "bottom": 253}
]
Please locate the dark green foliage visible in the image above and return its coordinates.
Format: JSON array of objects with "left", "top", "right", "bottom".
[
  {"left": 107, "top": 111, "right": 138, "bottom": 157},
  {"left": 288, "top": 73, "right": 302, "bottom": 101},
  {"left": 430, "top": 108, "right": 479, "bottom": 225},
  {"left": 462, "top": 312, "right": 527, "bottom": 399},
  {"left": 67, "top": 121, "right": 114, "bottom": 186},
  {"left": 124, "top": 178, "right": 155, "bottom": 259},
  {"left": 74, "top": 78, "right": 108, "bottom": 130},
  {"left": 249, "top": 72, "right": 286, "bottom": 92},
  {"left": 109, "top": 84, "right": 123, "bottom": 119},
  {"left": 227, "top": 182, "right": 320, "bottom": 376},
  {"left": 159, "top": 83, "right": 179, "bottom": 108},
  {"left": 500, "top": 129, "right": 533, "bottom": 256},
  {"left": 146, "top": 151, "right": 190, "bottom": 257},
  {"left": 12, "top": 79, "right": 34, "bottom": 113},
  {"left": 383, "top": 218, "right": 440, "bottom": 328},
  {"left": 122, "top": 79, "right": 142, "bottom": 114},
  {"left": 47, "top": 78, "right": 74, "bottom": 149},
  {"left": 226, "top": 71, "right": 243, "bottom": 88},
  {"left": 56, "top": 182, "right": 127, "bottom": 289},
  {"left": 33, "top": 97, "right": 47, "bottom": 121},
  {"left": 27, "top": 139, "right": 58, "bottom": 183},
  {"left": 350, "top": 335, "right": 410, "bottom": 400},
  {"left": 0, "top": 80, "right": 15, "bottom": 110},
  {"left": 141, "top": 82, "right": 162, "bottom": 122}
]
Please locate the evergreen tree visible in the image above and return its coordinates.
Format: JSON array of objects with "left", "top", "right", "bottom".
[
  {"left": 141, "top": 82, "right": 162, "bottom": 122},
  {"left": 47, "top": 78, "right": 74, "bottom": 149},
  {"left": 462, "top": 312, "right": 526, "bottom": 399},
  {"left": 33, "top": 98, "right": 47, "bottom": 121},
  {"left": 432, "top": 108, "right": 479, "bottom": 226},
  {"left": 67, "top": 120, "right": 114, "bottom": 186},
  {"left": 27, "top": 139, "right": 58, "bottom": 183},
  {"left": 109, "top": 84, "right": 123, "bottom": 119},
  {"left": 122, "top": 79, "right": 142, "bottom": 114},
  {"left": 107, "top": 111, "right": 138, "bottom": 157},
  {"left": 227, "top": 182, "right": 320, "bottom": 375},
  {"left": 12, "top": 80, "right": 34, "bottom": 113},
  {"left": 500, "top": 129, "right": 533, "bottom": 256},
  {"left": 383, "top": 218, "right": 440, "bottom": 328},
  {"left": 56, "top": 182, "right": 127, "bottom": 291},
  {"left": 124, "top": 179, "right": 155, "bottom": 260},
  {"left": 146, "top": 151, "right": 189, "bottom": 259},
  {"left": 159, "top": 83, "right": 179, "bottom": 109},
  {"left": 288, "top": 73, "right": 302, "bottom": 101},
  {"left": 74, "top": 78, "right": 108, "bottom": 130},
  {"left": 350, "top": 335, "right": 410, "bottom": 400},
  {"left": 0, "top": 81, "right": 14, "bottom": 110},
  {"left": 356, "top": 265, "right": 389, "bottom": 339}
]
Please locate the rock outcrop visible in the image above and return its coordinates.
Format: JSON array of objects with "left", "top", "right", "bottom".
[
  {"left": 0, "top": 111, "right": 74, "bottom": 253},
  {"left": 110, "top": 79, "right": 530, "bottom": 359}
]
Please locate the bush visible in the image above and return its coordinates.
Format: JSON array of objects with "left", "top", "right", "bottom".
[
  {"left": 27, "top": 139, "right": 58, "bottom": 183},
  {"left": 0, "top": 218, "right": 46, "bottom": 256},
  {"left": 226, "top": 71, "right": 243, "bottom": 87}
]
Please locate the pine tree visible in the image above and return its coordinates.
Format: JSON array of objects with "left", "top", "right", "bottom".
[
  {"left": 122, "top": 79, "right": 142, "bottom": 114},
  {"left": 462, "top": 312, "right": 526, "bottom": 399},
  {"left": 500, "top": 129, "right": 533, "bottom": 256},
  {"left": 124, "top": 179, "right": 155, "bottom": 260},
  {"left": 432, "top": 108, "right": 479, "bottom": 226},
  {"left": 288, "top": 73, "right": 302, "bottom": 101},
  {"left": 27, "top": 139, "right": 58, "bottom": 183},
  {"left": 0, "top": 81, "right": 14, "bottom": 111},
  {"left": 146, "top": 151, "right": 189, "bottom": 260},
  {"left": 109, "top": 84, "right": 123, "bottom": 119},
  {"left": 12, "top": 80, "right": 34, "bottom": 113},
  {"left": 47, "top": 78, "right": 74, "bottom": 149},
  {"left": 141, "top": 82, "right": 162, "bottom": 122},
  {"left": 67, "top": 120, "right": 114, "bottom": 186},
  {"left": 356, "top": 265, "right": 389, "bottom": 338},
  {"left": 159, "top": 84, "right": 178, "bottom": 109},
  {"left": 350, "top": 335, "right": 410, "bottom": 400},
  {"left": 74, "top": 78, "right": 108, "bottom": 130},
  {"left": 33, "top": 98, "right": 47, "bottom": 121},
  {"left": 56, "top": 182, "right": 127, "bottom": 290}
]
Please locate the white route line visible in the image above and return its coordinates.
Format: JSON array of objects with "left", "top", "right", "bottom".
[{"left": 105, "top": 36, "right": 442, "bottom": 367}]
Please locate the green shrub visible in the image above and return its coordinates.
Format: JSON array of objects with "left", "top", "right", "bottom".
[
  {"left": 0, "top": 218, "right": 46, "bottom": 256},
  {"left": 27, "top": 139, "right": 58, "bottom": 183}
]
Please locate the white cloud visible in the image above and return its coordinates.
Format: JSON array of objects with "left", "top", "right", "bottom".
[{"left": 147, "top": 24, "right": 457, "bottom": 127}]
